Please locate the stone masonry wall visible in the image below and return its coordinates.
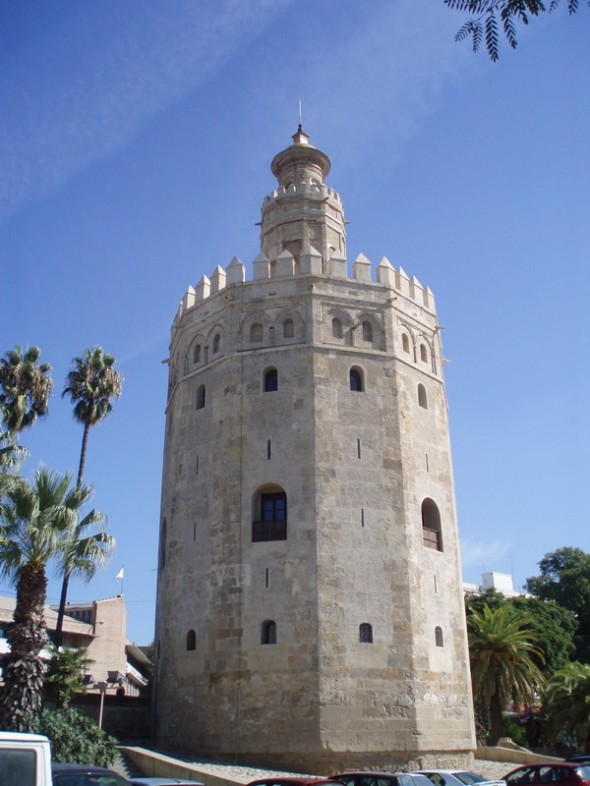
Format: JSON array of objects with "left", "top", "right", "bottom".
[{"left": 154, "top": 254, "right": 474, "bottom": 768}]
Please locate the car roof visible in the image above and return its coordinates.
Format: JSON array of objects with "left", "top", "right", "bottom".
[
  {"left": 416, "top": 773, "right": 474, "bottom": 775},
  {"left": 507, "top": 764, "right": 583, "bottom": 772},
  {"left": 129, "top": 777, "right": 204, "bottom": 786},
  {"left": 248, "top": 779, "right": 341, "bottom": 786},
  {"left": 331, "top": 774, "right": 432, "bottom": 783},
  {"left": 333, "top": 774, "right": 400, "bottom": 778},
  {"left": 333, "top": 773, "right": 420, "bottom": 778},
  {"left": 504, "top": 763, "right": 590, "bottom": 779},
  {"left": 52, "top": 763, "right": 121, "bottom": 773}
]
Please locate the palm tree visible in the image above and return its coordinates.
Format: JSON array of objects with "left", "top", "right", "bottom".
[
  {"left": 0, "top": 431, "right": 26, "bottom": 496},
  {"left": 0, "top": 344, "right": 52, "bottom": 500},
  {"left": 62, "top": 347, "right": 122, "bottom": 487},
  {"left": 468, "top": 603, "right": 546, "bottom": 743},
  {"left": 0, "top": 468, "right": 110, "bottom": 730},
  {"left": 543, "top": 661, "right": 590, "bottom": 750},
  {"left": 0, "top": 345, "right": 53, "bottom": 433},
  {"left": 55, "top": 348, "right": 122, "bottom": 645},
  {"left": 43, "top": 644, "right": 94, "bottom": 710}
]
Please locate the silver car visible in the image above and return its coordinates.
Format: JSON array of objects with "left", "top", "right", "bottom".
[{"left": 414, "top": 771, "right": 505, "bottom": 786}]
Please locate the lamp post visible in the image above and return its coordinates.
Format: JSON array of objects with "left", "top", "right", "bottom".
[{"left": 95, "top": 681, "right": 109, "bottom": 729}]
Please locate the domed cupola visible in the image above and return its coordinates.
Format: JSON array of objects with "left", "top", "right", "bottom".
[
  {"left": 270, "top": 125, "right": 331, "bottom": 189},
  {"left": 260, "top": 126, "right": 347, "bottom": 272}
]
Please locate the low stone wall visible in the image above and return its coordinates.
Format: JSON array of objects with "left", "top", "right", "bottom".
[
  {"left": 119, "top": 747, "right": 250, "bottom": 786},
  {"left": 475, "top": 740, "right": 563, "bottom": 766},
  {"left": 121, "top": 742, "right": 565, "bottom": 785}
]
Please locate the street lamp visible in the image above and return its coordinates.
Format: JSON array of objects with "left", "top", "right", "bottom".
[{"left": 95, "top": 681, "right": 109, "bottom": 729}]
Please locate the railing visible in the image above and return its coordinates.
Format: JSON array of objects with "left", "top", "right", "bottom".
[
  {"left": 252, "top": 519, "right": 287, "bottom": 542},
  {"left": 126, "top": 662, "right": 149, "bottom": 686},
  {"left": 422, "top": 526, "right": 441, "bottom": 551}
]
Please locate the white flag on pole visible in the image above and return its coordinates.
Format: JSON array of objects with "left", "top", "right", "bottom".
[{"left": 115, "top": 568, "right": 124, "bottom": 581}]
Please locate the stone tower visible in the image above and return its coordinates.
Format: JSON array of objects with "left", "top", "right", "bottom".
[{"left": 154, "top": 128, "right": 475, "bottom": 770}]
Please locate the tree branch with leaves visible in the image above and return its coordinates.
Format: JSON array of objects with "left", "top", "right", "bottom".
[{"left": 444, "top": 0, "right": 589, "bottom": 60}]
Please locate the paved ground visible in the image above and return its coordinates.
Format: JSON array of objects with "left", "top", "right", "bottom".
[
  {"left": 473, "top": 760, "right": 517, "bottom": 780},
  {"left": 113, "top": 752, "right": 518, "bottom": 783}
]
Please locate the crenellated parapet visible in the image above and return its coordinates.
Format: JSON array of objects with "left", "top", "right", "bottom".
[
  {"left": 262, "top": 181, "right": 343, "bottom": 208},
  {"left": 174, "top": 248, "right": 435, "bottom": 328}
]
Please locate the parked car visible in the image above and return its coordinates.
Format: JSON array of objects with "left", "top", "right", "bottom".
[
  {"left": 503, "top": 763, "right": 590, "bottom": 786},
  {"left": 415, "top": 771, "right": 505, "bottom": 786},
  {"left": 331, "top": 772, "right": 434, "bottom": 786},
  {"left": 0, "top": 731, "right": 52, "bottom": 786},
  {"left": 248, "top": 778, "right": 343, "bottom": 786},
  {"left": 52, "top": 762, "right": 130, "bottom": 785},
  {"left": 129, "top": 780, "right": 205, "bottom": 786}
]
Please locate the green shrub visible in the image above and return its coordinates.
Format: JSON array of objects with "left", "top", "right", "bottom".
[
  {"left": 31, "top": 707, "right": 118, "bottom": 766},
  {"left": 504, "top": 716, "right": 528, "bottom": 747}
]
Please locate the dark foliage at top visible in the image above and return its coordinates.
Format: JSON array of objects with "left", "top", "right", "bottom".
[{"left": 444, "top": 0, "right": 589, "bottom": 60}]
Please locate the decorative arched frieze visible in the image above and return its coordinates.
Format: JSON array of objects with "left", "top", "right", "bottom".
[
  {"left": 323, "top": 306, "right": 353, "bottom": 346},
  {"left": 352, "top": 312, "right": 384, "bottom": 351},
  {"left": 272, "top": 308, "right": 305, "bottom": 344},
  {"left": 240, "top": 312, "right": 272, "bottom": 349}
]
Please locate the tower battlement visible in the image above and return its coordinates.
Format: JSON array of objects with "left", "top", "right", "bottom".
[
  {"left": 262, "top": 181, "right": 343, "bottom": 206},
  {"left": 175, "top": 250, "right": 435, "bottom": 329}
]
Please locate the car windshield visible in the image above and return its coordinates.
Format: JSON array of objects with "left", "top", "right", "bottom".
[
  {"left": 453, "top": 774, "right": 488, "bottom": 785},
  {"left": 506, "top": 768, "right": 536, "bottom": 785},
  {"left": 576, "top": 767, "right": 590, "bottom": 779}
]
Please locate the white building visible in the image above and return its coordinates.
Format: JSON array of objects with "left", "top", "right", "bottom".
[{"left": 464, "top": 571, "right": 522, "bottom": 599}]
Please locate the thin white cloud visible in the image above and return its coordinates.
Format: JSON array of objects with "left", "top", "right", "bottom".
[
  {"left": 460, "top": 535, "right": 512, "bottom": 576},
  {"left": 0, "top": 0, "right": 291, "bottom": 222},
  {"left": 248, "top": 0, "right": 476, "bottom": 177}
]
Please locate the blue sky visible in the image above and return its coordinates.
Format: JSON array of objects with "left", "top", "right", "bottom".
[{"left": 1, "top": 0, "right": 588, "bottom": 646}]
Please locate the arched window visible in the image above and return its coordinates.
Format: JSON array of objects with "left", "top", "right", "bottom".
[
  {"left": 261, "top": 620, "right": 277, "bottom": 645},
  {"left": 193, "top": 344, "right": 201, "bottom": 364},
  {"left": 420, "top": 343, "right": 428, "bottom": 363},
  {"left": 349, "top": 367, "right": 364, "bottom": 392},
  {"left": 212, "top": 334, "right": 220, "bottom": 354},
  {"left": 362, "top": 321, "right": 373, "bottom": 342},
  {"left": 418, "top": 383, "right": 428, "bottom": 409},
  {"left": 264, "top": 367, "right": 278, "bottom": 392},
  {"left": 359, "top": 623, "right": 373, "bottom": 643},
  {"left": 332, "top": 317, "right": 343, "bottom": 339},
  {"left": 435, "top": 626, "right": 444, "bottom": 647},
  {"left": 252, "top": 487, "right": 287, "bottom": 542},
  {"left": 186, "top": 629, "right": 196, "bottom": 651},
  {"left": 422, "top": 498, "right": 442, "bottom": 551},
  {"left": 250, "top": 323, "right": 263, "bottom": 343},
  {"left": 283, "top": 319, "right": 294, "bottom": 338},
  {"left": 402, "top": 334, "right": 410, "bottom": 353},
  {"left": 196, "top": 384, "right": 206, "bottom": 410}
]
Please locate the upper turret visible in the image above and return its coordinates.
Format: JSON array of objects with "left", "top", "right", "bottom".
[
  {"left": 270, "top": 125, "right": 331, "bottom": 188},
  {"left": 260, "top": 127, "right": 347, "bottom": 270}
]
